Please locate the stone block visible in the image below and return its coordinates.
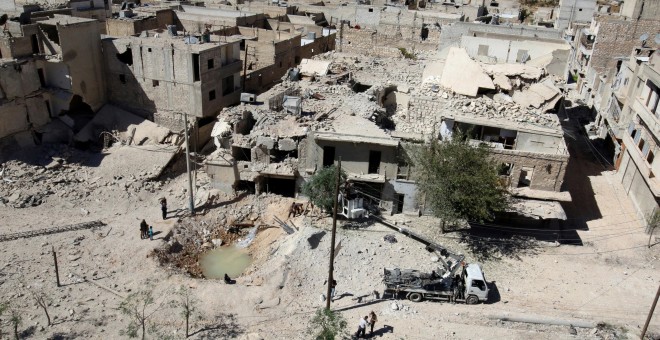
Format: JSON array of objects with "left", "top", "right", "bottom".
[{"left": 278, "top": 138, "right": 297, "bottom": 151}]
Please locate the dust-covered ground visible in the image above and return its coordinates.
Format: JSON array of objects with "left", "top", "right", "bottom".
[{"left": 0, "top": 140, "right": 659, "bottom": 340}]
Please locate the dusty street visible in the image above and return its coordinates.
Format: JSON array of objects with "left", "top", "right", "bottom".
[{"left": 0, "top": 124, "right": 658, "bottom": 340}]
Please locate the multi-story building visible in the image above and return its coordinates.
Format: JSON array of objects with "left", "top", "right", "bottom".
[
  {"left": 102, "top": 35, "right": 243, "bottom": 129},
  {"left": 612, "top": 49, "right": 660, "bottom": 219}
]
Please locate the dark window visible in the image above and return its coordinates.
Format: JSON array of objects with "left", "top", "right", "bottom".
[
  {"left": 208, "top": 58, "right": 214, "bottom": 69},
  {"left": 116, "top": 47, "right": 133, "bottom": 65},
  {"left": 152, "top": 80, "right": 159, "bottom": 87},
  {"left": 148, "top": 48, "right": 152, "bottom": 52},
  {"left": 37, "top": 68, "right": 46, "bottom": 87},
  {"left": 209, "top": 90, "right": 216, "bottom": 101},
  {"left": 648, "top": 150, "right": 655, "bottom": 164},
  {"left": 222, "top": 76, "right": 234, "bottom": 96},
  {"left": 119, "top": 74, "right": 126, "bottom": 83},
  {"left": 31, "top": 34, "right": 39, "bottom": 54},
  {"left": 192, "top": 54, "right": 200, "bottom": 81},
  {"left": 368, "top": 150, "right": 381, "bottom": 174},
  {"left": 322, "top": 146, "right": 335, "bottom": 167},
  {"left": 368, "top": 7, "right": 373, "bottom": 12},
  {"left": 395, "top": 194, "right": 404, "bottom": 214}
]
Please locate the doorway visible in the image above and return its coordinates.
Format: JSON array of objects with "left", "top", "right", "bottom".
[
  {"left": 368, "top": 150, "right": 381, "bottom": 174},
  {"left": 395, "top": 194, "right": 404, "bottom": 214},
  {"left": 323, "top": 146, "right": 335, "bottom": 167}
]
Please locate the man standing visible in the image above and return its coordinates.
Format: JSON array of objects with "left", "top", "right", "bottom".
[
  {"left": 140, "top": 219, "right": 148, "bottom": 239},
  {"left": 149, "top": 226, "right": 154, "bottom": 241},
  {"left": 355, "top": 316, "right": 368, "bottom": 338},
  {"left": 159, "top": 197, "right": 167, "bottom": 220}
]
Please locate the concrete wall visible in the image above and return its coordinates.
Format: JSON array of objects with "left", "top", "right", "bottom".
[
  {"left": 555, "top": 0, "right": 597, "bottom": 30},
  {"left": 489, "top": 148, "right": 568, "bottom": 191},
  {"left": 307, "top": 136, "right": 398, "bottom": 180},
  {"left": 106, "top": 17, "right": 160, "bottom": 36},
  {"left": 383, "top": 179, "right": 419, "bottom": 214},
  {"left": 440, "top": 22, "right": 563, "bottom": 52},
  {"left": 516, "top": 131, "right": 565, "bottom": 154},
  {"left": 618, "top": 149, "right": 659, "bottom": 221},
  {"left": 50, "top": 19, "right": 106, "bottom": 111},
  {"left": 621, "top": 0, "right": 660, "bottom": 20},
  {"left": 462, "top": 37, "right": 569, "bottom": 64},
  {"left": 0, "top": 60, "right": 51, "bottom": 140}
]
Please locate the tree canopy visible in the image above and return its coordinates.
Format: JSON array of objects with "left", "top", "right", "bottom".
[
  {"left": 302, "top": 165, "right": 347, "bottom": 212},
  {"left": 306, "top": 308, "right": 348, "bottom": 340},
  {"left": 413, "top": 131, "right": 510, "bottom": 231}
]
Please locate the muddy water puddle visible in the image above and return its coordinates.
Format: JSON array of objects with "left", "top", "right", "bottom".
[{"left": 199, "top": 246, "right": 252, "bottom": 279}]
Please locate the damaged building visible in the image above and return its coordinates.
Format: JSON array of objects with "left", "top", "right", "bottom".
[
  {"left": 0, "top": 15, "right": 105, "bottom": 145},
  {"left": 103, "top": 34, "right": 243, "bottom": 129},
  {"left": 205, "top": 41, "right": 570, "bottom": 216}
]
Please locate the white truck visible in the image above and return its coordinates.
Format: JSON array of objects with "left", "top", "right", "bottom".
[
  {"left": 383, "top": 262, "right": 489, "bottom": 304},
  {"left": 375, "top": 216, "right": 490, "bottom": 304}
]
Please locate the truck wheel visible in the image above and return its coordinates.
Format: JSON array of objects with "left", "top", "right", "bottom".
[
  {"left": 466, "top": 295, "right": 479, "bottom": 305},
  {"left": 408, "top": 292, "right": 423, "bottom": 302}
]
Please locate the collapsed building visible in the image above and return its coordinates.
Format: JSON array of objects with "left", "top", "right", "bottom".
[{"left": 206, "top": 41, "right": 570, "bottom": 216}]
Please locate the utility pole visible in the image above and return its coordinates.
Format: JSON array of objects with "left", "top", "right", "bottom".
[
  {"left": 641, "top": 284, "right": 660, "bottom": 339},
  {"left": 183, "top": 112, "right": 195, "bottom": 214},
  {"left": 242, "top": 46, "right": 249, "bottom": 91},
  {"left": 339, "top": 20, "right": 344, "bottom": 53},
  {"left": 326, "top": 158, "right": 342, "bottom": 310},
  {"left": 52, "top": 246, "right": 60, "bottom": 287}
]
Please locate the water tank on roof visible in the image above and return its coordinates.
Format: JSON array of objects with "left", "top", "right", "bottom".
[
  {"left": 184, "top": 36, "right": 199, "bottom": 44},
  {"left": 167, "top": 25, "right": 177, "bottom": 37}
]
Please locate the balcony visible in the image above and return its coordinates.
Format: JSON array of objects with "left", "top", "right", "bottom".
[
  {"left": 580, "top": 35, "right": 594, "bottom": 56},
  {"left": 633, "top": 97, "right": 660, "bottom": 138}
]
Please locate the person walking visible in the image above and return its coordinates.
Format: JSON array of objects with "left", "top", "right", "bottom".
[
  {"left": 139, "top": 219, "right": 148, "bottom": 239},
  {"left": 368, "top": 311, "right": 377, "bottom": 336},
  {"left": 159, "top": 197, "right": 167, "bottom": 220},
  {"left": 330, "top": 279, "right": 337, "bottom": 301},
  {"left": 355, "top": 315, "right": 368, "bottom": 338},
  {"left": 148, "top": 226, "right": 154, "bottom": 241}
]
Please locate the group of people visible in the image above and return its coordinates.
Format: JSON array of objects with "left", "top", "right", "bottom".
[
  {"left": 139, "top": 219, "right": 154, "bottom": 240},
  {"left": 355, "top": 311, "right": 378, "bottom": 338}
]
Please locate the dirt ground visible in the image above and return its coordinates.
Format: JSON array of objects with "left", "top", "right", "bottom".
[{"left": 0, "top": 120, "right": 659, "bottom": 340}]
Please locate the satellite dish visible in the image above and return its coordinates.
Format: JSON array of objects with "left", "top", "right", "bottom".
[
  {"left": 655, "top": 33, "right": 660, "bottom": 45},
  {"left": 640, "top": 33, "right": 649, "bottom": 42},
  {"left": 0, "top": 14, "right": 8, "bottom": 26}
]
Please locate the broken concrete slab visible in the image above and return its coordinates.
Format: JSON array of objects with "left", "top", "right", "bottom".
[
  {"left": 512, "top": 79, "right": 561, "bottom": 110},
  {"left": 128, "top": 122, "right": 172, "bottom": 145},
  {"left": 299, "top": 59, "right": 331, "bottom": 77},
  {"left": 256, "top": 136, "right": 275, "bottom": 149},
  {"left": 277, "top": 138, "right": 297, "bottom": 151},
  {"left": 440, "top": 47, "right": 494, "bottom": 97},
  {"left": 482, "top": 63, "right": 544, "bottom": 80},
  {"left": 75, "top": 104, "right": 168, "bottom": 144},
  {"left": 492, "top": 73, "right": 512, "bottom": 91}
]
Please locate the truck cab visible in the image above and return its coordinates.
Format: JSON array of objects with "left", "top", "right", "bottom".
[{"left": 463, "top": 263, "right": 489, "bottom": 304}]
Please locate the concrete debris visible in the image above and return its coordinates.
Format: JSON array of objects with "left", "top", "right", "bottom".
[
  {"left": 298, "top": 59, "right": 331, "bottom": 77},
  {"left": 440, "top": 47, "right": 494, "bottom": 97},
  {"left": 512, "top": 79, "right": 562, "bottom": 111},
  {"left": 482, "top": 63, "right": 545, "bottom": 80}
]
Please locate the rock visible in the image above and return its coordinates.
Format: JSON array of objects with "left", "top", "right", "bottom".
[
  {"left": 391, "top": 302, "right": 399, "bottom": 311},
  {"left": 430, "top": 256, "right": 439, "bottom": 262},
  {"left": 211, "top": 239, "right": 223, "bottom": 247},
  {"left": 568, "top": 325, "right": 577, "bottom": 335},
  {"left": 45, "top": 160, "right": 62, "bottom": 170}
]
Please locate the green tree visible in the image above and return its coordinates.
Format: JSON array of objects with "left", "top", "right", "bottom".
[
  {"left": 306, "top": 308, "right": 348, "bottom": 340},
  {"left": 302, "top": 165, "right": 347, "bottom": 212},
  {"left": 119, "top": 290, "right": 165, "bottom": 340},
  {"left": 413, "top": 131, "right": 510, "bottom": 232}
]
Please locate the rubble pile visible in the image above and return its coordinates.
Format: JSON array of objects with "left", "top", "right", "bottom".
[
  {"left": 153, "top": 193, "right": 290, "bottom": 277},
  {"left": 0, "top": 147, "right": 87, "bottom": 208}
]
